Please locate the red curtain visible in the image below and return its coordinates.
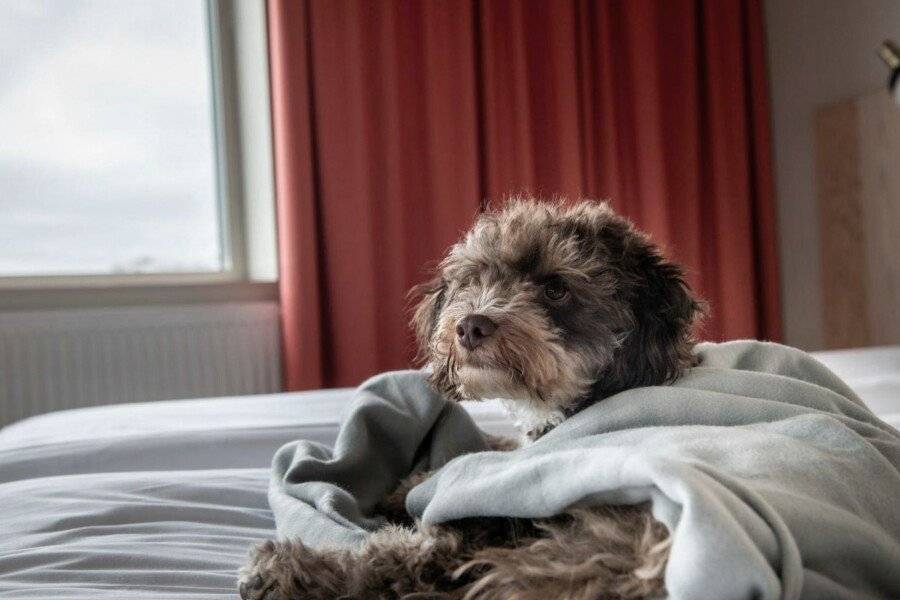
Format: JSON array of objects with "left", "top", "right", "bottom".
[{"left": 269, "top": 0, "right": 781, "bottom": 391}]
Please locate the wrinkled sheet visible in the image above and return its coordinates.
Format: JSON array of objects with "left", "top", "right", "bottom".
[
  {"left": 0, "top": 392, "right": 330, "bottom": 599},
  {"left": 0, "top": 390, "right": 512, "bottom": 599},
  {"left": 270, "top": 341, "right": 900, "bottom": 600}
]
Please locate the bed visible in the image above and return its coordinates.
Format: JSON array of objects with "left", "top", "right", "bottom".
[{"left": 0, "top": 346, "right": 897, "bottom": 599}]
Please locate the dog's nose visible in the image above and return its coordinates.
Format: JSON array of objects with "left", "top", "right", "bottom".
[{"left": 456, "top": 314, "right": 497, "bottom": 351}]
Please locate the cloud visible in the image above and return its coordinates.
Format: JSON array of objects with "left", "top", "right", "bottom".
[
  {"left": 0, "top": 0, "right": 223, "bottom": 275},
  {"left": 0, "top": 158, "right": 220, "bottom": 274}
]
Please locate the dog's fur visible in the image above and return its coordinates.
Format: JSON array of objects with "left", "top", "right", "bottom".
[{"left": 240, "top": 198, "right": 702, "bottom": 599}]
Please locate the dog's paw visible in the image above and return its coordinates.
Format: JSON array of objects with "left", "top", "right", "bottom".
[
  {"left": 238, "top": 540, "right": 288, "bottom": 600},
  {"left": 238, "top": 573, "right": 279, "bottom": 600},
  {"left": 238, "top": 538, "right": 350, "bottom": 600}
]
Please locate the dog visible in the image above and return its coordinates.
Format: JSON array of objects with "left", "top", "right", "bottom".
[{"left": 240, "top": 198, "right": 702, "bottom": 599}]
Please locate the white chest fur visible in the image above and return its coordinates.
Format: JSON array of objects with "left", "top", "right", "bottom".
[{"left": 498, "top": 397, "right": 566, "bottom": 438}]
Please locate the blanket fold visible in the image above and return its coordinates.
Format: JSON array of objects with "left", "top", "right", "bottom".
[{"left": 269, "top": 341, "right": 900, "bottom": 600}]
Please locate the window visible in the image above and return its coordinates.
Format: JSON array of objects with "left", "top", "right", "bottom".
[{"left": 0, "top": 0, "right": 275, "bottom": 287}]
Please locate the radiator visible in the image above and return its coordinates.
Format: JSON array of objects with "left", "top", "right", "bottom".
[{"left": 0, "top": 302, "right": 282, "bottom": 426}]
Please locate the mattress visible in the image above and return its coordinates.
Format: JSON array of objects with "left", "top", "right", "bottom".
[
  {"left": 0, "top": 347, "right": 896, "bottom": 599},
  {"left": 810, "top": 345, "right": 900, "bottom": 425}
]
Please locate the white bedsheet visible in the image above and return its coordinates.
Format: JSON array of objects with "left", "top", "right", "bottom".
[
  {"left": 812, "top": 345, "right": 900, "bottom": 426},
  {"left": 0, "top": 390, "right": 513, "bottom": 599},
  {"left": 0, "top": 347, "right": 896, "bottom": 599}
]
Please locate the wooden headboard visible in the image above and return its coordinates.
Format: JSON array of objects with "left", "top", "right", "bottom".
[{"left": 816, "top": 91, "right": 900, "bottom": 349}]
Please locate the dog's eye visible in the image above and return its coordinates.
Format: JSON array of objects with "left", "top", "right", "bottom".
[{"left": 543, "top": 279, "right": 568, "bottom": 301}]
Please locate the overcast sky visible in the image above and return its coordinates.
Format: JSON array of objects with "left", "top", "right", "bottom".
[{"left": 0, "top": 0, "right": 221, "bottom": 275}]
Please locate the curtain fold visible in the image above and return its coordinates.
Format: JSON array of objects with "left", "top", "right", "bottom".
[{"left": 269, "top": 0, "right": 782, "bottom": 390}]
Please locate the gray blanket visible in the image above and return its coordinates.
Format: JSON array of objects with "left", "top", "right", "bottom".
[{"left": 269, "top": 341, "right": 900, "bottom": 599}]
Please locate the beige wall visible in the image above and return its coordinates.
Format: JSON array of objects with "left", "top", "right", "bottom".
[{"left": 764, "top": 0, "right": 900, "bottom": 350}]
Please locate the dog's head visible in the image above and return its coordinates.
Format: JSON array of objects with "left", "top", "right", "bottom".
[{"left": 412, "top": 198, "right": 702, "bottom": 434}]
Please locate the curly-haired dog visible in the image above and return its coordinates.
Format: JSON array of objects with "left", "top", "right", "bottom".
[{"left": 240, "top": 198, "right": 702, "bottom": 599}]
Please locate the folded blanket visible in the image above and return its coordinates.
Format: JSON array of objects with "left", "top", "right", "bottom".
[{"left": 269, "top": 341, "right": 900, "bottom": 600}]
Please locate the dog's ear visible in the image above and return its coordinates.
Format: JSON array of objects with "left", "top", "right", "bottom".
[
  {"left": 409, "top": 276, "right": 447, "bottom": 361},
  {"left": 611, "top": 248, "right": 704, "bottom": 391}
]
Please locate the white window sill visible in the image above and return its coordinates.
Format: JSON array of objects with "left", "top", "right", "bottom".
[{"left": 0, "top": 280, "right": 277, "bottom": 311}]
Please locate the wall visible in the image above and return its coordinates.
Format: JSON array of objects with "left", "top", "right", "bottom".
[{"left": 764, "top": 0, "right": 900, "bottom": 350}]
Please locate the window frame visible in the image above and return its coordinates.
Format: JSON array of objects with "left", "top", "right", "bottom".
[{"left": 0, "top": 0, "right": 277, "bottom": 302}]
